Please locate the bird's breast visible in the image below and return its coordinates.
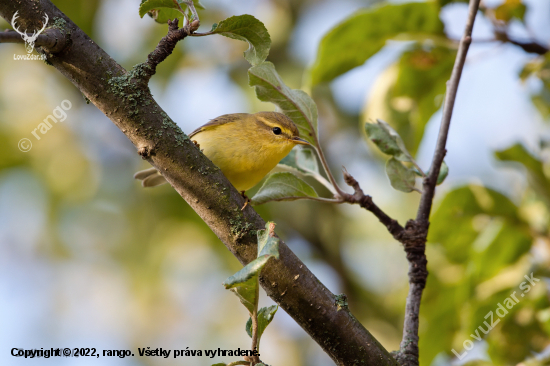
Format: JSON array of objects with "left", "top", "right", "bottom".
[{"left": 192, "top": 129, "right": 293, "bottom": 191}]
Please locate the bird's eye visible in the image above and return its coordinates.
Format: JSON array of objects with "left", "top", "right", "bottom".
[{"left": 272, "top": 127, "right": 282, "bottom": 135}]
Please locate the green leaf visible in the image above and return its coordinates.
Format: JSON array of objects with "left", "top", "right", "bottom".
[
  {"left": 192, "top": 0, "right": 205, "bottom": 10},
  {"left": 279, "top": 148, "right": 300, "bottom": 171},
  {"left": 365, "top": 119, "right": 412, "bottom": 161},
  {"left": 310, "top": 2, "right": 445, "bottom": 85},
  {"left": 223, "top": 255, "right": 272, "bottom": 314},
  {"left": 249, "top": 62, "right": 318, "bottom": 145},
  {"left": 256, "top": 222, "right": 280, "bottom": 259},
  {"left": 279, "top": 147, "right": 319, "bottom": 174},
  {"left": 385, "top": 157, "right": 417, "bottom": 192},
  {"left": 425, "top": 160, "right": 449, "bottom": 185},
  {"left": 437, "top": 0, "right": 468, "bottom": 6},
  {"left": 494, "top": 0, "right": 526, "bottom": 23},
  {"left": 251, "top": 172, "right": 318, "bottom": 205},
  {"left": 211, "top": 15, "right": 271, "bottom": 66},
  {"left": 139, "top": 0, "right": 184, "bottom": 24},
  {"left": 139, "top": 0, "right": 179, "bottom": 18},
  {"left": 495, "top": 143, "right": 550, "bottom": 206},
  {"left": 139, "top": 0, "right": 203, "bottom": 24},
  {"left": 211, "top": 364, "right": 226, "bottom": 366},
  {"left": 147, "top": 8, "right": 184, "bottom": 24},
  {"left": 436, "top": 161, "right": 448, "bottom": 185},
  {"left": 296, "top": 148, "right": 319, "bottom": 173},
  {"left": 246, "top": 305, "right": 278, "bottom": 339}
]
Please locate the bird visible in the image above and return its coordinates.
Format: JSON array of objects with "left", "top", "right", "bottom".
[{"left": 134, "top": 111, "right": 310, "bottom": 194}]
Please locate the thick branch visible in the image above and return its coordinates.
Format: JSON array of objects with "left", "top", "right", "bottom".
[{"left": 0, "top": 2, "right": 397, "bottom": 365}]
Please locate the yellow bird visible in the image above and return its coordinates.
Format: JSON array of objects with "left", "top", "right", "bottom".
[{"left": 134, "top": 111, "right": 310, "bottom": 193}]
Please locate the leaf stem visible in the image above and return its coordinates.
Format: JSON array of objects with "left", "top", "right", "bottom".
[
  {"left": 253, "top": 196, "right": 344, "bottom": 205},
  {"left": 182, "top": 0, "right": 199, "bottom": 22},
  {"left": 250, "top": 281, "right": 260, "bottom": 364},
  {"left": 409, "top": 158, "right": 426, "bottom": 178},
  {"left": 313, "top": 146, "right": 345, "bottom": 198},
  {"left": 250, "top": 307, "right": 259, "bottom": 352},
  {"left": 188, "top": 31, "right": 214, "bottom": 37},
  {"left": 171, "top": 0, "right": 187, "bottom": 21}
]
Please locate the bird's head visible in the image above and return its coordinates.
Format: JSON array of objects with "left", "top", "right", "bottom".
[{"left": 253, "top": 112, "right": 310, "bottom": 149}]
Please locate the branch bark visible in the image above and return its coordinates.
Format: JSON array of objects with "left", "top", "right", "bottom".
[{"left": 0, "top": 1, "right": 397, "bottom": 365}]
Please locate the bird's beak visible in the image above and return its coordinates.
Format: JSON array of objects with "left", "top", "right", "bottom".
[{"left": 291, "top": 137, "right": 310, "bottom": 145}]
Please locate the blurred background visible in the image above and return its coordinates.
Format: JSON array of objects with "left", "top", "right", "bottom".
[{"left": 1, "top": 0, "right": 550, "bottom": 365}]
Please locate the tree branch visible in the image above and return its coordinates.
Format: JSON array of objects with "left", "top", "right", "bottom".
[
  {"left": 417, "top": 0, "right": 480, "bottom": 225},
  {"left": 495, "top": 30, "right": 549, "bottom": 55},
  {"left": 341, "top": 168, "right": 405, "bottom": 240},
  {"left": 0, "top": 2, "right": 397, "bottom": 365},
  {"left": 396, "top": 1, "right": 481, "bottom": 365},
  {"left": 138, "top": 18, "right": 199, "bottom": 85},
  {"left": 336, "top": 0, "right": 481, "bottom": 364},
  {"left": 0, "top": 29, "right": 67, "bottom": 53}
]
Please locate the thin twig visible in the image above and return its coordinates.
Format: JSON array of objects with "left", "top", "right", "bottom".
[
  {"left": 395, "top": 1, "right": 481, "bottom": 365},
  {"left": 416, "top": 0, "right": 480, "bottom": 225},
  {"left": 138, "top": 18, "right": 199, "bottom": 85},
  {"left": 341, "top": 168, "right": 405, "bottom": 240},
  {"left": 494, "top": 30, "right": 549, "bottom": 55}
]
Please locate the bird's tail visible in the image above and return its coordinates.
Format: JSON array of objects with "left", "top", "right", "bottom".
[{"left": 133, "top": 167, "right": 168, "bottom": 187}]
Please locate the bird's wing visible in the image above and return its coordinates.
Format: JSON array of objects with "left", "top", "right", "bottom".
[{"left": 189, "top": 113, "right": 248, "bottom": 138}]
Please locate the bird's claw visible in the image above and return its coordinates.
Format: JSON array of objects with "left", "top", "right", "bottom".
[{"left": 240, "top": 191, "right": 251, "bottom": 211}]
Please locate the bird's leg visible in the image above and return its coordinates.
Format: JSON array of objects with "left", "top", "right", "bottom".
[{"left": 240, "top": 191, "right": 251, "bottom": 211}]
